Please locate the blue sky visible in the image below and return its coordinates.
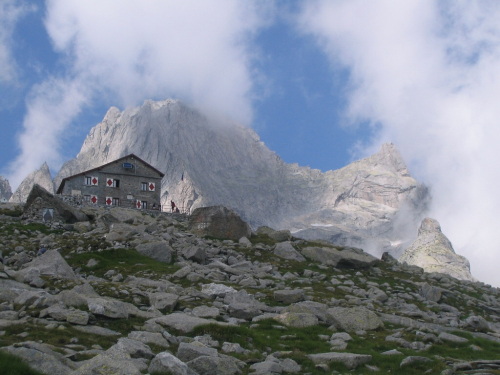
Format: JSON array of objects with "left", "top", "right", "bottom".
[
  {"left": 0, "top": 0, "right": 373, "bottom": 183},
  {"left": 2, "top": 0, "right": 500, "bottom": 285}
]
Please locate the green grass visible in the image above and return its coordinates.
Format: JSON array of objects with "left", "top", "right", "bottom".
[
  {"left": 0, "top": 222, "right": 62, "bottom": 235},
  {"left": 0, "top": 322, "right": 119, "bottom": 350},
  {"left": 66, "top": 248, "right": 181, "bottom": 279},
  {"left": 0, "top": 350, "right": 45, "bottom": 375},
  {"left": 0, "top": 207, "right": 22, "bottom": 217},
  {"left": 248, "top": 233, "right": 277, "bottom": 246},
  {"left": 190, "top": 320, "right": 342, "bottom": 375}
]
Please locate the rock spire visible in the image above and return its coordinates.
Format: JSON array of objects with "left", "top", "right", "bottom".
[
  {"left": 10, "top": 162, "right": 54, "bottom": 203},
  {"left": 399, "top": 218, "right": 475, "bottom": 281}
]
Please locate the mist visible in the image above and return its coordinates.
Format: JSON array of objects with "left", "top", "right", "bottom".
[
  {"left": 6, "top": 0, "right": 272, "bottom": 188},
  {"left": 299, "top": 0, "right": 500, "bottom": 286}
]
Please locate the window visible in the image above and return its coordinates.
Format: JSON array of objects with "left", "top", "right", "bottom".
[
  {"left": 106, "top": 178, "right": 120, "bottom": 188},
  {"left": 84, "top": 195, "right": 91, "bottom": 202},
  {"left": 85, "top": 176, "right": 98, "bottom": 186},
  {"left": 112, "top": 198, "right": 120, "bottom": 206},
  {"left": 141, "top": 201, "right": 147, "bottom": 209},
  {"left": 141, "top": 182, "right": 148, "bottom": 191}
]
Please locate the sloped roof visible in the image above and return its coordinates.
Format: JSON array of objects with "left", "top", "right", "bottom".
[{"left": 56, "top": 154, "right": 165, "bottom": 194}]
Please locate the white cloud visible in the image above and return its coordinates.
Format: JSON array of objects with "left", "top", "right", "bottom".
[
  {"left": 0, "top": 0, "right": 35, "bottom": 83},
  {"left": 299, "top": 0, "right": 500, "bottom": 286},
  {"left": 7, "top": 0, "right": 272, "bottom": 187},
  {"left": 44, "top": 0, "right": 272, "bottom": 121},
  {"left": 8, "top": 78, "right": 89, "bottom": 187}
]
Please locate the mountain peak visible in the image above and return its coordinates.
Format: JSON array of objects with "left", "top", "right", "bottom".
[
  {"left": 54, "top": 99, "right": 429, "bottom": 258},
  {"left": 399, "top": 217, "right": 475, "bottom": 281},
  {"left": 376, "top": 142, "right": 410, "bottom": 177},
  {"left": 9, "top": 162, "right": 54, "bottom": 203}
]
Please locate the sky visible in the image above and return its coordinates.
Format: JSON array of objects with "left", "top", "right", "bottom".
[{"left": 1, "top": 0, "right": 500, "bottom": 286}]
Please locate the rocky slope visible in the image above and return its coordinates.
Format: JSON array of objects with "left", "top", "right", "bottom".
[
  {"left": 0, "top": 176, "right": 12, "bottom": 201},
  {"left": 0, "top": 202, "right": 499, "bottom": 375},
  {"left": 53, "top": 99, "right": 429, "bottom": 257},
  {"left": 399, "top": 218, "right": 475, "bottom": 282},
  {"left": 10, "top": 162, "right": 54, "bottom": 203}
]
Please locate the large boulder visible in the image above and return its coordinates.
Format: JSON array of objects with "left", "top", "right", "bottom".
[
  {"left": 418, "top": 282, "right": 442, "bottom": 303},
  {"left": 149, "top": 292, "right": 179, "bottom": 312},
  {"left": 150, "top": 313, "right": 228, "bottom": 334},
  {"left": 16, "top": 250, "right": 78, "bottom": 281},
  {"left": 274, "top": 312, "right": 319, "bottom": 328},
  {"left": 187, "top": 355, "right": 243, "bottom": 375},
  {"left": 106, "top": 223, "right": 141, "bottom": 242},
  {"left": 87, "top": 297, "right": 143, "bottom": 319},
  {"left": 148, "top": 352, "right": 198, "bottom": 375},
  {"left": 23, "top": 184, "right": 89, "bottom": 223},
  {"left": 274, "top": 289, "right": 305, "bottom": 304},
  {"left": 182, "top": 245, "right": 207, "bottom": 264},
  {"left": 283, "top": 301, "right": 330, "bottom": 323},
  {"left": 189, "top": 205, "right": 251, "bottom": 241},
  {"left": 307, "top": 352, "right": 372, "bottom": 369},
  {"left": 327, "top": 306, "right": 384, "bottom": 331},
  {"left": 301, "top": 246, "right": 378, "bottom": 269},
  {"left": 273, "top": 242, "right": 306, "bottom": 262},
  {"left": 135, "top": 242, "right": 172, "bottom": 263},
  {"left": 128, "top": 331, "right": 170, "bottom": 348},
  {"left": 177, "top": 342, "right": 218, "bottom": 363},
  {"left": 1, "top": 341, "right": 77, "bottom": 375},
  {"left": 112, "top": 338, "right": 155, "bottom": 359},
  {"left": 70, "top": 345, "right": 143, "bottom": 375}
]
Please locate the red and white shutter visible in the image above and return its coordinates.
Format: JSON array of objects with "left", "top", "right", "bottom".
[
  {"left": 148, "top": 182, "right": 155, "bottom": 191},
  {"left": 91, "top": 176, "right": 98, "bottom": 186},
  {"left": 105, "top": 197, "right": 112, "bottom": 206},
  {"left": 136, "top": 200, "right": 142, "bottom": 209},
  {"left": 106, "top": 178, "right": 113, "bottom": 187},
  {"left": 90, "top": 195, "right": 98, "bottom": 204}
]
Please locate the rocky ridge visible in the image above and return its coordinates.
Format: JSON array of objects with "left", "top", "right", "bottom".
[
  {"left": 0, "top": 201, "right": 499, "bottom": 374},
  {"left": 0, "top": 176, "right": 12, "bottom": 201},
  {"left": 10, "top": 162, "right": 54, "bottom": 203},
  {"left": 399, "top": 218, "right": 475, "bottom": 282},
  {"left": 53, "top": 99, "right": 429, "bottom": 257}
]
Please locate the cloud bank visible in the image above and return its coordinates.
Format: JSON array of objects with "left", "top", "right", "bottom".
[
  {"left": 0, "top": 0, "right": 34, "bottom": 83},
  {"left": 7, "top": 0, "right": 271, "bottom": 187},
  {"left": 299, "top": 0, "right": 500, "bottom": 286}
]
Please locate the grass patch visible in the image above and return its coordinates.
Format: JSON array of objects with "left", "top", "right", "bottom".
[
  {"left": 248, "top": 233, "right": 277, "bottom": 247},
  {"left": 0, "top": 222, "right": 62, "bottom": 235},
  {"left": 66, "top": 248, "right": 181, "bottom": 279},
  {"left": 191, "top": 319, "right": 332, "bottom": 355},
  {"left": 0, "top": 323, "right": 119, "bottom": 350},
  {"left": 0, "top": 208, "right": 22, "bottom": 217},
  {"left": 0, "top": 350, "right": 45, "bottom": 375}
]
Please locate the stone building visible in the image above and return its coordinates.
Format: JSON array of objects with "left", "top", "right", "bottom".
[{"left": 56, "top": 154, "right": 164, "bottom": 210}]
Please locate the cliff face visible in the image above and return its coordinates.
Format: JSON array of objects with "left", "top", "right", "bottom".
[
  {"left": 54, "top": 99, "right": 429, "bottom": 256},
  {"left": 399, "top": 218, "right": 475, "bottom": 281},
  {"left": 0, "top": 176, "right": 12, "bottom": 201},
  {"left": 9, "top": 162, "right": 54, "bottom": 203}
]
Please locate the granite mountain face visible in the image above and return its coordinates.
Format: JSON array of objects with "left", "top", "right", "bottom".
[
  {"left": 53, "top": 99, "right": 429, "bottom": 258},
  {"left": 10, "top": 162, "right": 53, "bottom": 203}
]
